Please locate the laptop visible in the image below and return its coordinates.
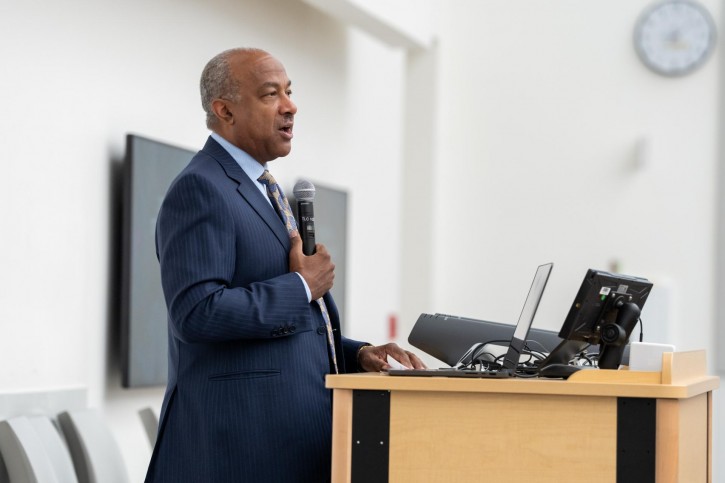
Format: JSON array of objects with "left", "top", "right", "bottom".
[{"left": 388, "top": 262, "right": 553, "bottom": 378}]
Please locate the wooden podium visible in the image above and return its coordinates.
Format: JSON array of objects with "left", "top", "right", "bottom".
[{"left": 326, "top": 350, "right": 719, "bottom": 483}]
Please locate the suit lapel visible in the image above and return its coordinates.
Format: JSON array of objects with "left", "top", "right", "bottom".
[{"left": 201, "top": 137, "right": 291, "bottom": 250}]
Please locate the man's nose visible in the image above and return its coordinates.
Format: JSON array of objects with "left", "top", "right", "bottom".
[{"left": 281, "top": 95, "right": 297, "bottom": 115}]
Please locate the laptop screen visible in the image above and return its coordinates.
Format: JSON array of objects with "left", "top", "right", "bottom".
[{"left": 502, "top": 263, "right": 554, "bottom": 371}]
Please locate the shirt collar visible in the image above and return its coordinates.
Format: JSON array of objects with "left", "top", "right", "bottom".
[{"left": 210, "top": 132, "right": 268, "bottom": 182}]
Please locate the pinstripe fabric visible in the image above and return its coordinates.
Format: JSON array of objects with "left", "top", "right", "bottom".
[
  {"left": 258, "top": 169, "right": 339, "bottom": 374},
  {"left": 145, "top": 137, "right": 366, "bottom": 483}
]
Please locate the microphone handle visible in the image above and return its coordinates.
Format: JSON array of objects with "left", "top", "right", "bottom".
[{"left": 297, "top": 200, "right": 316, "bottom": 256}]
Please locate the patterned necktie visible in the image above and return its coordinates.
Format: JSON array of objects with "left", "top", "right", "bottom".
[{"left": 258, "top": 170, "right": 339, "bottom": 374}]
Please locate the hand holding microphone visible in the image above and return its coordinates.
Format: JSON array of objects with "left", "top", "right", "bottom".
[{"left": 288, "top": 179, "right": 334, "bottom": 300}]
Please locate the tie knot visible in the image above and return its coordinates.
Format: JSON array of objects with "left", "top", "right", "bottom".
[{"left": 258, "top": 169, "right": 276, "bottom": 186}]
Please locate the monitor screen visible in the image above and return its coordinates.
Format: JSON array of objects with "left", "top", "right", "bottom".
[
  {"left": 539, "top": 268, "right": 653, "bottom": 374},
  {"left": 121, "top": 134, "right": 194, "bottom": 387},
  {"left": 558, "top": 269, "right": 653, "bottom": 345}
]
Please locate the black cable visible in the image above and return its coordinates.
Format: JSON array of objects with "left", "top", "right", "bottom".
[
  {"left": 463, "top": 339, "right": 556, "bottom": 375},
  {"left": 523, "top": 339, "right": 549, "bottom": 353},
  {"left": 467, "top": 340, "right": 514, "bottom": 369},
  {"left": 471, "top": 352, "right": 498, "bottom": 365},
  {"left": 517, "top": 352, "right": 533, "bottom": 365},
  {"left": 455, "top": 342, "right": 485, "bottom": 369},
  {"left": 578, "top": 352, "right": 595, "bottom": 365},
  {"left": 523, "top": 346, "right": 547, "bottom": 362},
  {"left": 638, "top": 317, "right": 644, "bottom": 342}
]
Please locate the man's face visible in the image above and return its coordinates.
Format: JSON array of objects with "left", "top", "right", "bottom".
[{"left": 224, "top": 52, "right": 297, "bottom": 163}]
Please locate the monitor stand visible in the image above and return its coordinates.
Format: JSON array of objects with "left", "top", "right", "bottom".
[{"left": 537, "top": 340, "right": 590, "bottom": 378}]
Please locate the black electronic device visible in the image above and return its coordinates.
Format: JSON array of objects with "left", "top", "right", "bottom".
[
  {"left": 537, "top": 363, "right": 588, "bottom": 378},
  {"left": 391, "top": 263, "right": 555, "bottom": 378},
  {"left": 293, "top": 179, "right": 316, "bottom": 256},
  {"left": 407, "top": 313, "right": 561, "bottom": 367},
  {"left": 538, "top": 269, "right": 653, "bottom": 377},
  {"left": 121, "top": 134, "right": 194, "bottom": 387}
]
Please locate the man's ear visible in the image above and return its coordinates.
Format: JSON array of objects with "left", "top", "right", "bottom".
[{"left": 211, "top": 99, "right": 234, "bottom": 125}]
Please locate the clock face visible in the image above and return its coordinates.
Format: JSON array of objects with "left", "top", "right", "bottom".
[{"left": 634, "top": 0, "right": 717, "bottom": 76}]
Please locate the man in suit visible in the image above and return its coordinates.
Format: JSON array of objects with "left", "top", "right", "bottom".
[{"left": 145, "top": 48, "right": 425, "bottom": 482}]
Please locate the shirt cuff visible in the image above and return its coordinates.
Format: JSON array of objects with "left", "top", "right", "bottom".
[{"left": 295, "top": 272, "right": 312, "bottom": 302}]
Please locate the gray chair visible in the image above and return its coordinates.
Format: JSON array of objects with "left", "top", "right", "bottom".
[
  {"left": 0, "top": 415, "right": 78, "bottom": 483},
  {"left": 57, "top": 409, "right": 128, "bottom": 483},
  {"left": 27, "top": 416, "right": 78, "bottom": 482}
]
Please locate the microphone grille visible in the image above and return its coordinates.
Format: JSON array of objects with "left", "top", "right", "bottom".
[{"left": 293, "top": 179, "right": 316, "bottom": 201}]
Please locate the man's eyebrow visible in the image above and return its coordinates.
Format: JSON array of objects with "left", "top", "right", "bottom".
[{"left": 259, "top": 81, "right": 292, "bottom": 90}]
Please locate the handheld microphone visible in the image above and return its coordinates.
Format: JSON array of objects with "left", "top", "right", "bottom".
[{"left": 293, "top": 179, "right": 316, "bottom": 256}]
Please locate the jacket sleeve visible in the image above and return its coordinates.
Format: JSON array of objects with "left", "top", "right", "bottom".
[
  {"left": 156, "top": 172, "right": 313, "bottom": 344},
  {"left": 341, "top": 337, "right": 370, "bottom": 373}
]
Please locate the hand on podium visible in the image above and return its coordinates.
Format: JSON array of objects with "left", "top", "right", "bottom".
[{"left": 357, "top": 342, "right": 427, "bottom": 372}]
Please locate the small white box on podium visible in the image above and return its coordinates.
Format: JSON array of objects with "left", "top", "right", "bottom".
[{"left": 629, "top": 341, "right": 676, "bottom": 371}]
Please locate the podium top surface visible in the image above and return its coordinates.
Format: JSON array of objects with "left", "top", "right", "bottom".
[{"left": 327, "top": 350, "right": 719, "bottom": 399}]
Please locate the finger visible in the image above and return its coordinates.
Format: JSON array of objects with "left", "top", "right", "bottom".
[
  {"left": 396, "top": 353, "right": 414, "bottom": 369},
  {"left": 289, "top": 231, "right": 302, "bottom": 247},
  {"left": 407, "top": 352, "right": 427, "bottom": 369},
  {"left": 387, "top": 346, "right": 413, "bottom": 369},
  {"left": 372, "top": 352, "right": 390, "bottom": 371},
  {"left": 370, "top": 349, "right": 387, "bottom": 363}
]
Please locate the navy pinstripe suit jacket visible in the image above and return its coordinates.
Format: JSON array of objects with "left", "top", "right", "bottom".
[{"left": 145, "top": 137, "right": 365, "bottom": 483}]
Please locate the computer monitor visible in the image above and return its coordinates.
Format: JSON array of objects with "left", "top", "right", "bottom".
[{"left": 540, "top": 269, "right": 653, "bottom": 373}]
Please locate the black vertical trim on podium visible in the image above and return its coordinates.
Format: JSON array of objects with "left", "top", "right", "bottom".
[
  {"left": 617, "top": 397, "right": 656, "bottom": 483},
  {"left": 351, "top": 390, "right": 390, "bottom": 483}
]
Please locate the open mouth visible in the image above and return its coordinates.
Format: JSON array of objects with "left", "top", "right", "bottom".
[{"left": 279, "top": 125, "right": 293, "bottom": 139}]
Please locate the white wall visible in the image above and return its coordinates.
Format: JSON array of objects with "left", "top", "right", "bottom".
[
  {"left": 431, "top": 0, "right": 720, "bottom": 347},
  {"left": 0, "top": 0, "right": 406, "bottom": 479},
  {"left": 1, "top": 0, "right": 723, "bottom": 480},
  {"left": 418, "top": 0, "right": 723, "bottom": 480}
]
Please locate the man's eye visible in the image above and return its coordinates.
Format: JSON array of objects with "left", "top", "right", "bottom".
[
  {"left": 265, "top": 92, "right": 277, "bottom": 97},
  {"left": 286, "top": 90, "right": 293, "bottom": 97}
]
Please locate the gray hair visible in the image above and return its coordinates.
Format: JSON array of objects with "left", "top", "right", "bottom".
[{"left": 200, "top": 48, "right": 267, "bottom": 129}]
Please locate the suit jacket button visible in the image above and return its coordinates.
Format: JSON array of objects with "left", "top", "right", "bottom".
[
  {"left": 289, "top": 326, "right": 296, "bottom": 333},
  {"left": 283, "top": 327, "right": 289, "bottom": 334},
  {"left": 316, "top": 326, "right": 326, "bottom": 335}
]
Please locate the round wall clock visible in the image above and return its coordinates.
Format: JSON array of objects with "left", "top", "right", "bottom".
[{"left": 634, "top": 0, "right": 717, "bottom": 77}]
